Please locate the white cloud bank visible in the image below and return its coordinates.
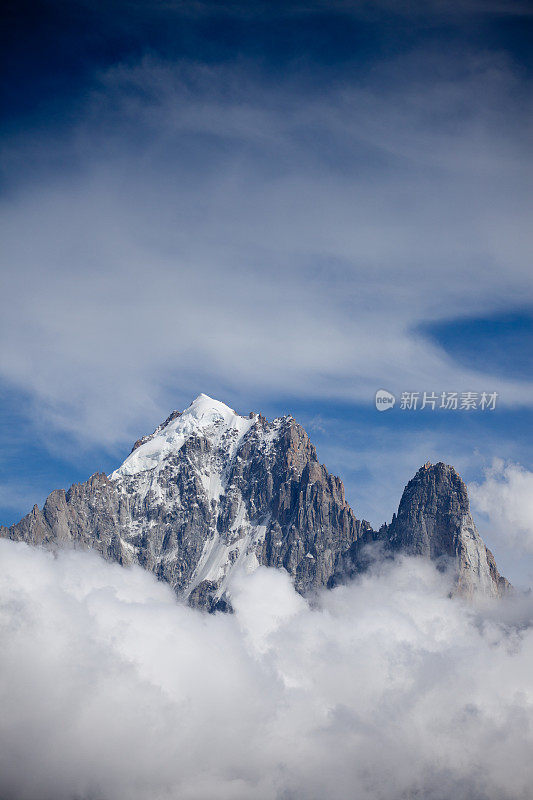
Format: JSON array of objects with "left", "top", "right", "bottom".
[
  {"left": 1, "top": 539, "right": 533, "bottom": 800},
  {"left": 470, "top": 459, "right": 533, "bottom": 554}
]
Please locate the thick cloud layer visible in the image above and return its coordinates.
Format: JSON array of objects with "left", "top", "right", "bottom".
[
  {"left": 471, "top": 459, "right": 533, "bottom": 554},
  {"left": 1, "top": 539, "right": 533, "bottom": 800}
]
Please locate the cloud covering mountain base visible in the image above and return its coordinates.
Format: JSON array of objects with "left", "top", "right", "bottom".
[{"left": 1, "top": 540, "right": 533, "bottom": 800}]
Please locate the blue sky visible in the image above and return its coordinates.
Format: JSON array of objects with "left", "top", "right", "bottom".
[{"left": 1, "top": 0, "right": 532, "bottom": 584}]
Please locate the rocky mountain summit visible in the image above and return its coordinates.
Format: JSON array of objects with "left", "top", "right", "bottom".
[
  {"left": 385, "top": 461, "right": 510, "bottom": 597},
  {"left": 1, "top": 394, "right": 508, "bottom": 608}
]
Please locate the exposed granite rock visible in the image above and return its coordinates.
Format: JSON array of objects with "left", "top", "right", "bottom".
[
  {"left": 1, "top": 398, "right": 508, "bottom": 607},
  {"left": 384, "top": 461, "right": 509, "bottom": 597},
  {"left": 2, "top": 396, "right": 372, "bottom": 609}
]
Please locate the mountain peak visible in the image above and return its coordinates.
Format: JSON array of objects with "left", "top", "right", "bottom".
[
  {"left": 111, "top": 395, "right": 257, "bottom": 479},
  {"left": 406, "top": 461, "right": 470, "bottom": 515},
  {"left": 415, "top": 460, "right": 459, "bottom": 477},
  {"left": 2, "top": 404, "right": 508, "bottom": 606},
  {"left": 186, "top": 393, "right": 238, "bottom": 416},
  {"left": 386, "top": 461, "right": 506, "bottom": 596}
]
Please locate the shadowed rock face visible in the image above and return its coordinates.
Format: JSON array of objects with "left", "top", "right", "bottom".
[
  {"left": 385, "top": 461, "right": 509, "bottom": 598},
  {"left": 1, "top": 398, "right": 508, "bottom": 607}
]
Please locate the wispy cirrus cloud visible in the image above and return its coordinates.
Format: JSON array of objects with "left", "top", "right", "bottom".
[{"left": 1, "top": 45, "right": 531, "bottom": 449}]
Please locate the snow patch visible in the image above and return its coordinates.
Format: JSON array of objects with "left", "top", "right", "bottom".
[{"left": 110, "top": 394, "right": 257, "bottom": 480}]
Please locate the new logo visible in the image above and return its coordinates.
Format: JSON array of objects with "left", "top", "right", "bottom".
[{"left": 375, "top": 389, "right": 396, "bottom": 411}]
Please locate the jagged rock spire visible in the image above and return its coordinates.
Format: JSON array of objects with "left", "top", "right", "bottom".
[{"left": 386, "top": 462, "right": 508, "bottom": 597}]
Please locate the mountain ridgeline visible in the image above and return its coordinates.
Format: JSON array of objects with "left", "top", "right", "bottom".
[{"left": 1, "top": 395, "right": 509, "bottom": 608}]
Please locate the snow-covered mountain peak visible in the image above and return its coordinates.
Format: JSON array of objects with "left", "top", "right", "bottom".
[
  {"left": 184, "top": 393, "right": 250, "bottom": 426},
  {"left": 111, "top": 394, "right": 257, "bottom": 479},
  {"left": 6, "top": 399, "right": 509, "bottom": 608}
]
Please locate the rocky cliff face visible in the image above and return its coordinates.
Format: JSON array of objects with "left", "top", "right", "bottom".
[
  {"left": 1, "top": 395, "right": 508, "bottom": 607},
  {"left": 1, "top": 395, "right": 372, "bottom": 609},
  {"left": 385, "top": 461, "right": 510, "bottom": 598}
]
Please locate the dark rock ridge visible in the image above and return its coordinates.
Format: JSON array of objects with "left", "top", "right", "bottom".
[
  {"left": 337, "top": 461, "right": 509, "bottom": 598},
  {"left": 0, "top": 395, "right": 508, "bottom": 607},
  {"left": 385, "top": 461, "right": 510, "bottom": 597}
]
